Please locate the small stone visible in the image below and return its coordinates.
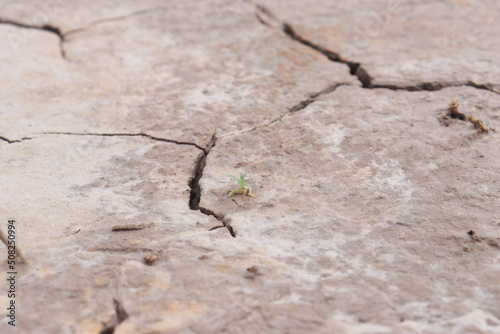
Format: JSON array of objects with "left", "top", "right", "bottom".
[
  {"left": 144, "top": 253, "right": 159, "bottom": 266},
  {"left": 247, "top": 266, "right": 259, "bottom": 274}
]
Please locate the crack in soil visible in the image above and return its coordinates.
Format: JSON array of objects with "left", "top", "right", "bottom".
[
  {"left": 39, "top": 132, "right": 204, "bottom": 150},
  {"left": 255, "top": 4, "right": 500, "bottom": 94},
  {"left": 255, "top": 5, "right": 369, "bottom": 87},
  {"left": 0, "top": 6, "right": 164, "bottom": 59},
  {"left": 282, "top": 23, "right": 371, "bottom": 87},
  {"left": 99, "top": 299, "right": 129, "bottom": 334},
  {"left": 220, "top": 83, "right": 348, "bottom": 139},
  {"left": 372, "top": 81, "right": 500, "bottom": 95},
  {"left": 0, "top": 136, "right": 32, "bottom": 144},
  {"left": 465, "top": 81, "right": 500, "bottom": 95},
  {"left": 0, "top": 18, "right": 66, "bottom": 58},
  {"left": 289, "top": 83, "right": 345, "bottom": 112},
  {"left": 64, "top": 6, "right": 165, "bottom": 38},
  {"left": 188, "top": 133, "right": 236, "bottom": 237},
  {"left": 14, "top": 131, "right": 233, "bottom": 235}
]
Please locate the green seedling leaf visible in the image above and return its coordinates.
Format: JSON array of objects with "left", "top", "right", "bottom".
[{"left": 223, "top": 172, "right": 256, "bottom": 198}]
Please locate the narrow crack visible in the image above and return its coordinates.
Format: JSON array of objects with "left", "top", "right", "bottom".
[
  {"left": 465, "top": 81, "right": 500, "bottom": 95},
  {"left": 255, "top": 4, "right": 499, "bottom": 94},
  {"left": 221, "top": 83, "right": 347, "bottom": 139},
  {"left": 0, "top": 6, "right": 164, "bottom": 59},
  {"left": 372, "top": 81, "right": 500, "bottom": 95},
  {"left": 0, "top": 136, "right": 32, "bottom": 144},
  {"left": 99, "top": 299, "right": 129, "bottom": 334},
  {"left": 372, "top": 82, "right": 457, "bottom": 91},
  {"left": 64, "top": 6, "right": 164, "bottom": 38},
  {"left": 39, "top": 132, "right": 204, "bottom": 151},
  {"left": 289, "top": 83, "right": 343, "bottom": 112},
  {"left": 188, "top": 134, "right": 236, "bottom": 237}
]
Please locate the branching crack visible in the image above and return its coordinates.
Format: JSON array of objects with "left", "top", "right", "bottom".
[
  {"left": 39, "top": 132, "right": 204, "bottom": 150},
  {"left": 0, "top": 6, "right": 164, "bottom": 59},
  {"left": 200, "top": 206, "right": 236, "bottom": 238},
  {"left": 0, "top": 18, "right": 66, "bottom": 58},
  {"left": 254, "top": 4, "right": 499, "bottom": 94},
  {"left": 0, "top": 136, "right": 32, "bottom": 144},
  {"left": 188, "top": 134, "right": 235, "bottom": 237},
  {"left": 99, "top": 299, "right": 129, "bottom": 334}
]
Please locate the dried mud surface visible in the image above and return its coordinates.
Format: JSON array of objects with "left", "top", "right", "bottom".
[{"left": 0, "top": 1, "right": 499, "bottom": 333}]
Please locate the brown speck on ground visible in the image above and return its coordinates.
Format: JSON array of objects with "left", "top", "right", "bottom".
[
  {"left": 247, "top": 266, "right": 259, "bottom": 274},
  {"left": 467, "top": 115, "right": 489, "bottom": 133},
  {"left": 468, "top": 230, "right": 482, "bottom": 242},
  {"left": 244, "top": 266, "right": 262, "bottom": 279},
  {"left": 144, "top": 253, "right": 159, "bottom": 265},
  {"left": 440, "top": 98, "right": 467, "bottom": 126}
]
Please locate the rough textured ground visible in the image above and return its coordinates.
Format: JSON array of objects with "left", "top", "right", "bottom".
[{"left": 0, "top": 1, "right": 499, "bottom": 333}]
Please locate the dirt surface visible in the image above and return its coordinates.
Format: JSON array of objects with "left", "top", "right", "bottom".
[{"left": 0, "top": 1, "right": 499, "bottom": 333}]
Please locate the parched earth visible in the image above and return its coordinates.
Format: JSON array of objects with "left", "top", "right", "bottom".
[{"left": 0, "top": 1, "right": 499, "bottom": 333}]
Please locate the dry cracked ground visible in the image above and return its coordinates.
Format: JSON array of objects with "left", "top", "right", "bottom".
[{"left": 0, "top": 0, "right": 499, "bottom": 333}]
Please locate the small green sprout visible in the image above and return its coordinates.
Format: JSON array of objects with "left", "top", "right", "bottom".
[{"left": 223, "top": 173, "right": 256, "bottom": 198}]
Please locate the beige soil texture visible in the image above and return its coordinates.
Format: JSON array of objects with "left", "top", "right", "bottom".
[{"left": 0, "top": 1, "right": 499, "bottom": 333}]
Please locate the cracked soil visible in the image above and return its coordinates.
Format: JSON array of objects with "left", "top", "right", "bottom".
[{"left": 0, "top": 0, "right": 499, "bottom": 333}]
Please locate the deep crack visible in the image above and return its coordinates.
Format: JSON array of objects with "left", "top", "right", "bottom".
[
  {"left": 255, "top": 5, "right": 370, "bottom": 87},
  {"left": 282, "top": 23, "right": 371, "bottom": 87},
  {"left": 255, "top": 4, "right": 499, "bottom": 94},
  {"left": 200, "top": 206, "right": 236, "bottom": 238},
  {"left": 99, "top": 299, "right": 129, "bottom": 334},
  {"left": 40, "top": 132, "right": 204, "bottom": 150},
  {"left": 188, "top": 134, "right": 235, "bottom": 237},
  {"left": 0, "top": 19, "right": 66, "bottom": 58}
]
